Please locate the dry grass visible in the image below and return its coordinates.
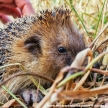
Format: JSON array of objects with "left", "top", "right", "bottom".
[
  {"left": 30, "top": 0, "right": 108, "bottom": 44},
  {"left": 0, "top": 0, "right": 108, "bottom": 107}
]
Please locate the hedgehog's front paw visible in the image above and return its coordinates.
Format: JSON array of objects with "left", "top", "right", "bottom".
[{"left": 20, "top": 89, "right": 44, "bottom": 106}]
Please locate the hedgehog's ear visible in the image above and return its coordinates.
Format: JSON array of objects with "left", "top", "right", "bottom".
[{"left": 24, "top": 35, "right": 41, "bottom": 55}]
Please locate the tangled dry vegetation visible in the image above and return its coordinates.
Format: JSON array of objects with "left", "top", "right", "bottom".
[{"left": 0, "top": 0, "right": 108, "bottom": 108}]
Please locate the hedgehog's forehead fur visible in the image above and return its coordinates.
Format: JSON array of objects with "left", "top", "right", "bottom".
[{"left": 38, "top": 8, "right": 71, "bottom": 26}]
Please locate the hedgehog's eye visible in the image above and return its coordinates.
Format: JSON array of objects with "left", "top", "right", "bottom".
[{"left": 58, "top": 47, "right": 66, "bottom": 53}]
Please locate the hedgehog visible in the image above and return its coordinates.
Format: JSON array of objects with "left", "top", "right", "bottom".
[{"left": 0, "top": 8, "right": 85, "bottom": 105}]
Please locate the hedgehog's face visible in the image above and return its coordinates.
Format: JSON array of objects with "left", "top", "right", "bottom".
[
  {"left": 24, "top": 24, "right": 85, "bottom": 73},
  {"left": 23, "top": 35, "right": 74, "bottom": 80}
]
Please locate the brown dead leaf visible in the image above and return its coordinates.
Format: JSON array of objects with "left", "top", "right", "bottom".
[
  {"left": 58, "top": 84, "right": 108, "bottom": 101},
  {"left": 2, "top": 99, "right": 24, "bottom": 108}
]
